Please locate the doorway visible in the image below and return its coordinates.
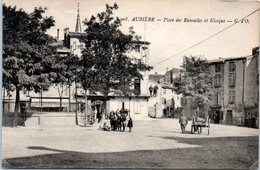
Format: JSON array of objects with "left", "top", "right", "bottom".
[
  {"left": 92, "top": 100, "right": 104, "bottom": 120},
  {"left": 214, "top": 110, "right": 220, "bottom": 124},
  {"left": 226, "top": 110, "right": 233, "bottom": 124}
]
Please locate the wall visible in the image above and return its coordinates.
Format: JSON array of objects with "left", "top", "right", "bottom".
[
  {"left": 244, "top": 54, "right": 259, "bottom": 128},
  {"left": 127, "top": 43, "right": 150, "bottom": 96},
  {"left": 244, "top": 55, "right": 258, "bottom": 108},
  {"left": 108, "top": 97, "right": 148, "bottom": 120},
  {"left": 70, "top": 37, "right": 83, "bottom": 57},
  {"left": 223, "top": 60, "right": 245, "bottom": 124},
  {"left": 147, "top": 81, "right": 163, "bottom": 118},
  {"left": 147, "top": 81, "right": 180, "bottom": 118}
]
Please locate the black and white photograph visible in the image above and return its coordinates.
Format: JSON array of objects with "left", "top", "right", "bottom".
[{"left": 2, "top": 0, "right": 260, "bottom": 169}]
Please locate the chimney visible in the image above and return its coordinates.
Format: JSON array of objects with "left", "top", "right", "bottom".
[
  {"left": 57, "top": 29, "right": 59, "bottom": 40},
  {"left": 63, "top": 28, "right": 69, "bottom": 47},
  {"left": 64, "top": 27, "right": 69, "bottom": 35}
]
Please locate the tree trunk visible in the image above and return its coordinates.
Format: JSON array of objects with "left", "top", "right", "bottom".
[
  {"left": 60, "top": 97, "right": 62, "bottom": 111},
  {"left": 57, "top": 85, "right": 63, "bottom": 111},
  {"left": 129, "top": 97, "right": 131, "bottom": 118},
  {"left": 68, "top": 85, "right": 71, "bottom": 112},
  {"left": 75, "top": 82, "right": 78, "bottom": 125},
  {"left": 3, "top": 87, "right": 5, "bottom": 113},
  {"left": 84, "top": 88, "right": 88, "bottom": 127},
  {"left": 103, "top": 94, "right": 109, "bottom": 120},
  {"left": 40, "top": 88, "right": 43, "bottom": 113},
  {"left": 13, "top": 87, "right": 20, "bottom": 127},
  {"left": 103, "top": 98, "right": 107, "bottom": 120}
]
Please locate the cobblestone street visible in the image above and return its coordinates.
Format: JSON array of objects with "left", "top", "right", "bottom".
[{"left": 2, "top": 118, "right": 259, "bottom": 169}]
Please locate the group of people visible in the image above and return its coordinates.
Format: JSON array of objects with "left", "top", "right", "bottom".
[
  {"left": 179, "top": 112, "right": 208, "bottom": 134},
  {"left": 100, "top": 109, "right": 133, "bottom": 132}
]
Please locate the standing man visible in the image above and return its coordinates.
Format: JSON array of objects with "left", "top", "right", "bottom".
[
  {"left": 179, "top": 112, "right": 188, "bottom": 133},
  {"left": 153, "top": 85, "right": 158, "bottom": 96},
  {"left": 149, "top": 85, "right": 153, "bottom": 96}
]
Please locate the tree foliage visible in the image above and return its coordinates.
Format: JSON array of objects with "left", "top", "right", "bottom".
[
  {"left": 175, "top": 56, "right": 213, "bottom": 109},
  {"left": 80, "top": 3, "right": 152, "bottom": 96},
  {"left": 52, "top": 53, "right": 81, "bottom": 107},
  {"left": 3, "top": 4, "right": 56, "bottom": 118}
]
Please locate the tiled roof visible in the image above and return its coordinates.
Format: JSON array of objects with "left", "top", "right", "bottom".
[
  {"left": 50, "top": 40, "right": 63, "bottom": 47},
  {"left": 149, "top": 74, "right": 165, "bottom": 79},
  {"left": 209, "top": 56, "right": 248, "bottom": 64},
  {"left": 68, "top": 32, "right": 86, "bottom": 38}
]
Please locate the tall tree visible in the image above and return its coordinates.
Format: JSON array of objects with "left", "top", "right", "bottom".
[
  {"left": 174, "top": 56, "right": 213, "bottom": 117},
  {"left": 80, "top": 4, "right": 152, "bottom": 118},
  {"left": 3, "top": 4, "right": 55, "bottom": 126},
  {"left": 52, "top": 53, "right": 81, "bottom": 110}
]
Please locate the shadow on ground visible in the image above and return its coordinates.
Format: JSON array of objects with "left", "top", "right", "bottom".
[{"left": 3, "top": 136, "right": 258, "bottom": 169}]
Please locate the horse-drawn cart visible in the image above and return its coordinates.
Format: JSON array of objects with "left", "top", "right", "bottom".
[{"left": 191, "top": 115, "right": 210, "bottom": 135}]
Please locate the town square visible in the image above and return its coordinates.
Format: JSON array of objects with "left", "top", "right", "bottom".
[
  {"left": 2, "top": 118, "right": 259, "bottom": 169},
  {"left": 2, "top": 0, "right": 260, "bottom": 169}
]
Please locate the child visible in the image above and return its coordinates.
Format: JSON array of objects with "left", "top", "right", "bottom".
[
  {"left": 99, "top": 122, "right": 110, "bottom": 131},
  {"left": 127, "top": 117, "right": 133, "bottom": 132}
]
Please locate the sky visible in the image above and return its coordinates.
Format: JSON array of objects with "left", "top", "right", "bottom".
[{"left": 4, "top": 0, "right": 260, "bottom": 74}]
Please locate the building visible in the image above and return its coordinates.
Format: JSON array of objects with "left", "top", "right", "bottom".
[
  {"left": 244, "top": 47, "right": 259, "bottom": 128},
  {"left": 164, "top": 68, "right": 181, "bottom": 84},
  {"left": 147, "top": 67, "right": 183, "bottom": 118},
  {"left": 147, "top": 81, "right": 182, "bottom": 118},
  {"left": 208, "top": 47, "right": 259, "bottom": 127},
  {"left": 209, "top": 57, "right": 247, "bottom": 125},
  {"left": 148, "top": 73, "right": 165, "bottom": 83}
]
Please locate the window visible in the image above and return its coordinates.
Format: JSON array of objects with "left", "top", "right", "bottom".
[
  {"left": 162, "top": 98, "right": 166, "bottom": 104},
  {"left": 215, "top": 74, "right": 221, "bottom": 87},
  {"left": 180, "top": 97, "right": 186, "bottom": 106},
  {"left": 134, "top": 78, "right": 141, "bottom": 95},
  {"left": 228, "top": 73, "right": 236, "bottom": 87},
  {"left": 228, "top": 91, "right": 235, "bottom": 104},
  {"left": 163, "top": 89, "right": 166, "bottom": 94},
  {"left": 134, "top": 45, "right": 140, "bottom": 52},
  {"left": 215, "top": 64, "right": 221, "bottom": 72},
  {"left": 228, "top": 62, "right": 236, "bottom": 72},
  {"left": 257, "top": 73, "right": 259, "bottom": 84},
  {"left": 214, "top": 93, "right": 220, "bottom": 105}
]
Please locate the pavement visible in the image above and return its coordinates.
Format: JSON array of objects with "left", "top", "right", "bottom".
[{"left": 2, "top": 118, "right": 259, "bottom": 169}]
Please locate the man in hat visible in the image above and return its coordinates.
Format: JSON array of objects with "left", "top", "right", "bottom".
[{"left": 179, "top": 112, "right": 188, "bottom": 133}]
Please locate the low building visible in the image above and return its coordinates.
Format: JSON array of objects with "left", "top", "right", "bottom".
[{"left": 147, "top": 81, "right": 182, "bottom": 118}]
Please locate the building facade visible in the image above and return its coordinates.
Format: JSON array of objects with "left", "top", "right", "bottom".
[
  {"left": 164, "top": 68, "right": 181, "bottom": 84},
  {"left": 209, "top": 47, "right": 259, "bottom": 127},
  {"left": 147, "top": 80, "right": 182, "bottom": 118},
  {"left": 209, "top": 57, "right": 246, "bottom": 125},
  {"left": 244, "top": 47, "right": 259, "bottom": 128}
]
